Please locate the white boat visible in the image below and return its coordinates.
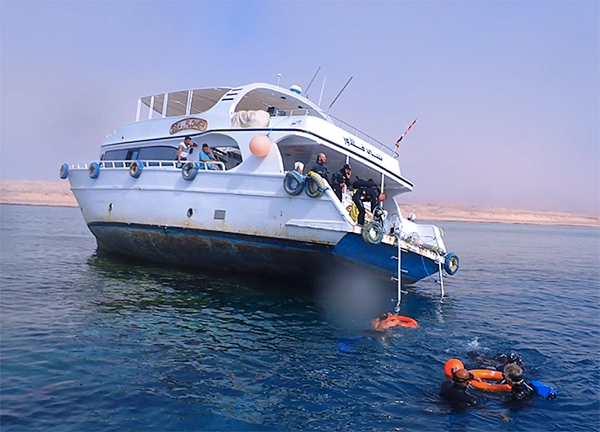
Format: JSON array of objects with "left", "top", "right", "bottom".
[{"left": 60, "top": 82, "right": 459, "bottom": 289}]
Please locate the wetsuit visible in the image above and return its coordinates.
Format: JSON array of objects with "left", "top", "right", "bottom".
[
  {"left": 352, "top": 179, "right": 381, "bottom": 226},
  {"left": 440, "top": 381, "right": 480, "bottom": 407},
  {"left": 331, "top": 168, "right": 351, "bottom": 201},
  {"left": 467, "top": 351, "right": 524, "bottom": 371},
  {"left": 510, "top": 380, "right": 535, "bottom": 402}
]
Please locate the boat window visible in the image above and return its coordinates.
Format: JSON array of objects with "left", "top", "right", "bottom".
[
  {"left": 138, "top": 146, "right": 178, "bottom": 160},
  {"left": 138, "top": 88, "right": 231, "bottom": 120},
  {"left": 198, "top": 133, "right": 243, "bottom": 170},
  {"left": 102, "top": 146, "right": 176, "bottom": 161},
  {"left": 166, "top": 92, "right": 189, "bottom": 117},
  {"left": 102, "top": 149, "right": 130, "bottom": 161}
]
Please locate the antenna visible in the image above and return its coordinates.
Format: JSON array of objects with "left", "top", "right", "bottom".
[
  {"left": 318, "top": 76, "right": 326, "bottom": 106},
  {"left": 304, "top": 66, "right": 321, "bottom": 98},
  {"left": 277, "top": 73, "right": 281, "bottom": 86},
  {"left": 327, "top": 76, "right": 353, "bottom": 114}
]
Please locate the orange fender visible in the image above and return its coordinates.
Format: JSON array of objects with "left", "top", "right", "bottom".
[{"left": 386, "top": 315, "right": 419, "bottom": 328}]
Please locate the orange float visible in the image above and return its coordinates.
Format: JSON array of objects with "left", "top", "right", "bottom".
[
  {"left": 385, "top": 314, "right": 419, "bottom": 328},
  {"left": 444, "top": 358, "right": 512, "bottom": 392},
  {"left": 468, "top": 369, "right": 511, "bottom": 392}
]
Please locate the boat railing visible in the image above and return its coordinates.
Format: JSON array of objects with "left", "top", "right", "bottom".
[
  {"left": 99, "top": 160, "right": 180, "bottom": 169},
  {"left": 270, "top": 109, "right": 398, "bottom": 158},
  {"left": 327, "top": 114, "right": 398, "bottom": 157},
  {"left": 72, "top": 160, "right": 226, "bottom": 171}
]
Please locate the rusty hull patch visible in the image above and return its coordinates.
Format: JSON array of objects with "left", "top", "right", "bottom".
[{"left": 88, "top": 222, "right": 334, "bottom": 278}]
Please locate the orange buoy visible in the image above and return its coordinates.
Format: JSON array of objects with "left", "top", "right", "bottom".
[
  {"left": 249, "top": 135, "right": 271, "bottom": 157},
  {"left": 445, "top": 358, "right": 465, "bottom": 378}
]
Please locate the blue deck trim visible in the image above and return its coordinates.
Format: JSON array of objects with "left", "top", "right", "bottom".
[{"left": 332, "top": 233, "right": 440, "bottom": 284}]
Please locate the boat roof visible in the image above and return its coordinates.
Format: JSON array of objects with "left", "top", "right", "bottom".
[{"left": 137, "top": 83, "right": 328, "bottom": 121}]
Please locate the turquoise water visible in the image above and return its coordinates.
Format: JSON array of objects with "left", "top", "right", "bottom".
[{"left": 1, "top": 204, "right": 598, "bottom": 431}]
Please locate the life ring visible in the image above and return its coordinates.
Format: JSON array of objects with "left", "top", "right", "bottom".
[
  {"left": 469, "top": 369, "right": 511, "bottom": 392},
  {"left": 305, "top": 171, "right": 326, "bottom": 198},
  {"left": 59, "top": 163, "right": 69, "bottom": 179},
  {"left": 182, "top": 162, "right": 199, "bottom": 181},
  {"left": 444, "top": 358, "right": 511, "bottom": 392},
  {"left": 361, "top": 221, "right": 384, "bottom": 245},
  {"left": 129, "top": 160, "right": 143, "bottom": 178},
  {"left": 444, "top": 252, "right": 460, "bottom": 275},
  {"left": 385, "top": 314, "right": 418, "bottom": 328},
  {"left": 88, "top": 162, "right": 100, "bottom": 179},
  {"left": 283, "top": 170, "right": 305, "bottom": 195}
]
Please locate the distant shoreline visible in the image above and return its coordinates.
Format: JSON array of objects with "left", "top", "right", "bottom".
[{"left": 1, "top": 180, "right": 598, "bottom": 228}]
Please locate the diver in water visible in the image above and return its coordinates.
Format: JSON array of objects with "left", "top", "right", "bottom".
[
  {"left": 502, "top": 364, "right": 557, "bottom": 401},
  {"left": 440, "top": 368, "right": 481, "bottom": 408},
  {"left": 467, "top": 350, "right": 524, "bottom": 371},
  {"left": 370, "top": 312, "right": 398, "bottom": 331}
]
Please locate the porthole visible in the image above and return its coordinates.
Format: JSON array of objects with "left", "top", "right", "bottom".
[{"left": 187, "top": 208, "right": 194, "bottom": 218}]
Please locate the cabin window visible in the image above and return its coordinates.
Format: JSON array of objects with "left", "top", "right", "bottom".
[
  {"left": 102, "top": 146, "right": 177, "bottom": 161},
  {"left": 138, "top": 146, "right": 178, "bottom": 160}
]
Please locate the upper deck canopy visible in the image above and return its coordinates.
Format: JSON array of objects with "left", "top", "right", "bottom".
[
  {"left": 137, "top": 87, "right": 232, "bottom": 119},
  {"left": 136, "top": 83, "right": 328, "bottom": 121}
]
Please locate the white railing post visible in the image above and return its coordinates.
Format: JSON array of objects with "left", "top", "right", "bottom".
[
  {"left": 136, "top": 99, "right": 141, "bottom": 122},
  {"left": 148, "top": 95, "right": 155, "bottom": 120},
  {"left": 186, "top": 90, "right": 193, "bottom": 115},
  {"left": 162, "top": 93, "right": 168, "bottom": 118}
]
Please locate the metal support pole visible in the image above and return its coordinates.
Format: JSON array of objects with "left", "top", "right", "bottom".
[
  {"left": 394, "top": 236, "right": 402, "bottom": 313},
  {"left": 438, "top": 259, "right": 445, "bottom": 298}
]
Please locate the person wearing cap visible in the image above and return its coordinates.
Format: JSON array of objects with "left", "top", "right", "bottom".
[
  {"left": 331, "top": 163, "right": 352, "bottom": 201},
  {"left": 440, "top": 368, "right": 481, "bottom": 407},
  {"left": 177, "top": 136, "right": 197, "bottom": 164}
]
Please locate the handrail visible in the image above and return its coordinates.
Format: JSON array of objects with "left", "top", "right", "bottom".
[
  {"left": 270, "top": 109, "right": 397, "bottom": 158},
  {"left": 327, "top": 114, "right": 397, "bottom": 157},
  {"left": 76, "top": 160, "right": 227, "bottom": 170}
]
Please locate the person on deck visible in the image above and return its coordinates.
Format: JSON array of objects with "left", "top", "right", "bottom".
[
  {"left": 331, "top": 163, "right": 352, "bottom": 201},
  {"left": 309, "top": 152, "right": 329, "bottom": 182},
  {"left": 199, "top": 143, "right": 218, "bottom": 170},
  {"left": 177, "top": 136, "right": 197, "bottom": 164},
  {"left": 440, "top": 368, "right": 481, "bottom": 408},
  {"left": 352, "top": 178, "right": 386, "bottom": 226},
  {"left": 294, "top": 161, "right": 304, "bottom": 175}
]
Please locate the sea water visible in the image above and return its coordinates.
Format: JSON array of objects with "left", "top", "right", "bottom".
[{"left": 1, "top": 204, "right": 598, "bottom": 431}]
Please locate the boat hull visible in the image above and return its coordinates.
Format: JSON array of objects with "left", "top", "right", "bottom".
[{"left": 88, "top": 222, "right": 440, "bottom": 284}]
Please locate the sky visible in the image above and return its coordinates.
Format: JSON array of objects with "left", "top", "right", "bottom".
[{"left": 1, "top": 1, "right": 598, "bottom": 213}]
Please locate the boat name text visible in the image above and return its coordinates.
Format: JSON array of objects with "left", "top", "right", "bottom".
[
  {"left": 343, "top": 136, "right": 383, "bottom": 161},
  {"left": 169, "top": 118, "right": 208, "bottom": 135}
]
